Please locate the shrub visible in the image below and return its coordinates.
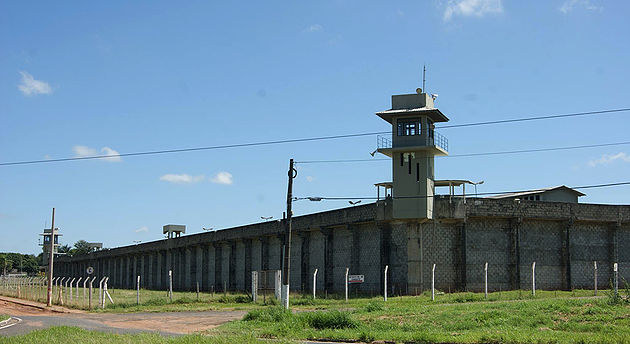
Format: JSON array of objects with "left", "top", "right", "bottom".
[
  {"left": 300, "top": 310, "right": 358, "bottom": 329},
  {"left": 363, "top": 300, "right": 383, "bottom": 312},
  {"left": 243, "top": 307, "right": 291, "bottom": 322}
]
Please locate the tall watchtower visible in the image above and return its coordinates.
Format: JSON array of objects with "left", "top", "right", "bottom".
[{"left": 376, "top": 88, "right": 449, "bottom": 219}]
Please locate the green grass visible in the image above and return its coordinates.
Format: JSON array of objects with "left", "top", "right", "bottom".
[
  {"left": 90, "top": 287, "right": 601, "bottom": 313},
  {"left": 0, "top": 314, "right": 9, "bottom": 322},
  {"left": 0, "top": 326, "right": 295, "bottom": 344},
  {"left": 211, "top": 296, "right": 630, "bottom": 343}
]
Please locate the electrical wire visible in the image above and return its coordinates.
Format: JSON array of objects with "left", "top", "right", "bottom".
[
  {"left": 1, "top": 107, "right": 628, "bottom": 167},
  {"left": 294, "top": 181, "right": 630, "bottom": 201},
  {"left": 295, "top": 140, "right": 630, "bottom": 164}
]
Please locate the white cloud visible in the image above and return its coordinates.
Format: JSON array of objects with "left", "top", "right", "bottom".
[
  {"left": 18, "top": 71, "right": 52, "bottom": 96},
  {"left": 160, "top": 174, "right": 205, "bottom": 184},
  {"left": 306, "top": 176, "right": 314, "bottom": 182},
  {"left": 73, "top": 145, "right": 122, "bottom": 162},
  {"left": 588, "top": 152, "right": 630, "bottom": 167},
  {"left": 305, "top": 24, "right": 323, "bottom": 32},
  {"left": 559, "top": 0, "right": 602, "bottom": 14},
  {"left": 73, "top": 145, "right": 97, "bottom": 157},
  {"left": 135, "top": 226, "right": 149, "bottom": 233},
  {"left": 210, "top": 171, "right": 233, "bottom": 185},
  {"left": 101, "top": 147, "right": 121, "bottom": 162},
  {"left": 443, "top": 0, "right": 503, "bottom": 21}
]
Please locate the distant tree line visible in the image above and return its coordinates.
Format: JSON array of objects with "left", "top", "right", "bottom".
[
  {"left": 0, "top": 240, "right": 101, "bottom": 276},
  {"left": 0, "top": 253, "right": 39, "bottom": 275}
]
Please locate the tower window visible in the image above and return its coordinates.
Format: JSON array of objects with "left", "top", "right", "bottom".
[{"left": 397, "top": 118, "right": 421, "bottom": 136}]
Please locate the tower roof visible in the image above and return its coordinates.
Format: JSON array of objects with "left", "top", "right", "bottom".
[{"left": 376, "top": 107, "right": 449, "bottom": 124}]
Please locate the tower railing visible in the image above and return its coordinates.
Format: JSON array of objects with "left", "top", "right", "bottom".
[{"left": 376, "top": 131, "right": 448, "bottom": 152}]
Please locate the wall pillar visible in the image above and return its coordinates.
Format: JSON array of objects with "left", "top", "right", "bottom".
[
  {"left": 562, "top": 220, "right": 573, "bottom": 290},
  {"left": 457, "top": 221, "right": 467, "bottom": 291},
  {"left": 508, "top": 218, "right": 521, "bottom": 290},
  {"left": 300, "top": 231, "right": 310, "bottom": 292},
  {"left": 185, "top": 247, "right": 192, "bottom": 290},
  {"left": 322, "top": 228, "right": 334, "bottom": 293},
  {"left": 195, "top": 245, "right": 203, "bottom": 290},
  {"left": 214, "top": 243, "right": 223, "bottom": 291},
  {"left": 245, "top": 239, "right": 252, "bottom": 292}
]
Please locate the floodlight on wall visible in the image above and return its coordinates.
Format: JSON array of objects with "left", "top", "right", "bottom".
[
  {"left": 348, "top": 200, "right": 362, "bottom": 205},
  {"left": 261, "top": 216, "right": 273, "bottom": 221}
]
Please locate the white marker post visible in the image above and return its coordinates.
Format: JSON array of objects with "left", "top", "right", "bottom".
[
  {"left": 431, "top": 264, "right": 436, "bottom": 301},
  {"left": 593, "top": 261, "right": 598, "bottom": 296},
  {"left": 345, "top": 268, "right": 349, "bottom": 302},
  {"left": 484, "top": 262, "right": 488, "bottom": 300},
  {"left": 136, "top": 275, "right": 140, "bottom": 305},
  {"left": 83, "top": 277, "right": 88, "bottom": 305},
  {"left": 312, "top": 269, "right": 318, "bottom": 299},
  {"left": 98, "top": 277, "right": 106, "bottom": 306},
  {"left": 614, "top": 263, "right": 619, "bottom": 298},
  {"left": 531, "top": 262, "right": 536, "bottom": 297},
  {"left": 384, "top": 265, "right": 389, "bottom": 302},
  {"left": 168, "top": 270, "right": 173, "bottom": 302},
  {"left": 251, "top": 271, "right": 258, "bottom": 303}
]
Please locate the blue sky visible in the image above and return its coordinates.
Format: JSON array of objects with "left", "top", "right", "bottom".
[{"left": 1, "top": 0, "right": 629, "bottom": 254}]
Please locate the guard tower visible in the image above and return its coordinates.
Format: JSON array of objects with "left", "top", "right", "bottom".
[
  {"left": 376, "top": 88, "right": 449, "bottom": 219},
  {"left": 39, "top": 227, "right": 62, "bottom": 266},
  {"left": 163, "top": 224, "right": 186, "bottom": 239}
]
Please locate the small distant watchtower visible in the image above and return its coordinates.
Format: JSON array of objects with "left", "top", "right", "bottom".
[
  {"left": 376, "top": 88, "right": 449, "bottom": 219},
  {"left": 163, "top": 224, "right": 186, "bottom": 239}
]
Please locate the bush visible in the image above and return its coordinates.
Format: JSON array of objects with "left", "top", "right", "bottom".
[
  {"left": 217, "top": 295, "right": 251, "bottom": 304},
  {"left": 363, "top": 300, "right": 383, "bottom": 312},
  {"left": 243, "top": 307, "right": 291, "bottom": 322},
  {"left": 300, "top": 310, "right": 358, "bottom": 329}
]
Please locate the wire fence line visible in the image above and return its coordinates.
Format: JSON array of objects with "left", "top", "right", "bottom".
[{"left": 2, "top": 258, "right": 625, "bottom": 310}]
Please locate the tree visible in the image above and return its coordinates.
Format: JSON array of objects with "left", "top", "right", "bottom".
[
  {"left": 0, "top": 254, "right": 12, "bottom": 275},
  {"left": 73, "top": 240, "right": 94, "bottom": 256},
  {"left": 58, "top": 244, "right": 72, "bottom": 255}
]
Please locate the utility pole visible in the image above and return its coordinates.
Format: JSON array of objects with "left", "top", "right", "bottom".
[
  {"left": 46, "top": 208, "right": 55, "bottom": 307},
  {"left": 282, "top": 159, "right": 296, "bottom": 310}
]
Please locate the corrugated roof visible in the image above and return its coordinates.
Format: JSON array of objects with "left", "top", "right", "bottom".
[{"left": 487, "top": 185, "right": 585, "bottom": 199}]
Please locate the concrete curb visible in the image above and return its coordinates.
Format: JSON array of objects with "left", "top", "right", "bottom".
[
  {"left": 0, "top": 318, "right": 11, "bottom": 327},
  {"left": 0, "top": 296, "right": 71, "bottom": 313}
]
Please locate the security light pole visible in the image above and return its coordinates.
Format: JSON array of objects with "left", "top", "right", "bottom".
[
  {"left": 46, "top": 208, "right": 55, "bottom": 307},
  {"left": 282, "top": 159, "right": 296, "bottom": 310}
]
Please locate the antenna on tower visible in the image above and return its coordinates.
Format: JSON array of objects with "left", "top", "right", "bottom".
[{"left": 422, "top": 65, "right": 426, "bottom": 94}]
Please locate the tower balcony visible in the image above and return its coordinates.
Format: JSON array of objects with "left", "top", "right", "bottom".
[{"left": 376, "top": 131, "right": 448, "bottom": 157}]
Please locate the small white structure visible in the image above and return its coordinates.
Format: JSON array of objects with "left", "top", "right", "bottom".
[{"left": 163, "top": 224, "right": 186, "bottom": 238}]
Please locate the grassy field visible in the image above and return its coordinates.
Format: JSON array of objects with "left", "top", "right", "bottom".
[
  {"left": 213, "top": 296, "right": 630, "bottom": 343},
  {"left": 0, "top": 314, "right": 9, "bottom": 322},
  {"left": 96, "top": 287, "right": 599, "bottom": 313},
  {"left": 0, "top": 326, "right": 294, "bottom": 344},
  {"left": 3, "top": 289, "right": 629, "bottom": 343}
]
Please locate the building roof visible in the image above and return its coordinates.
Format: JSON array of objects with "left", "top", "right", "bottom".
[
  {"left": 375, "top": 107, "right": 449, "bottom": 124},
  {"left": 486, "top": 185, "right": 585, "bottom": 199},
  {"left": 434, "top": 179, "right": 474, "bottom": 187}
]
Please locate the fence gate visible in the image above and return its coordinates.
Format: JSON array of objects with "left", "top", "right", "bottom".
[{"left": 254, "top": 270, "right": 280, "bottom": 302}]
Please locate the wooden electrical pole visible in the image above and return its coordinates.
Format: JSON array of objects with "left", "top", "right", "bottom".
[
  {"left": 46, "top": 208, "right": 55, "bottom": 307},
  {"left": 282, "top": 159, "right": 296, "bottom": 310}
]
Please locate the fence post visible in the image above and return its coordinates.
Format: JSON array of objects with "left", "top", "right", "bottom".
[
  {"left": 614, "top": 262, "right": 619, "bottom": 298},
  {"left": 345, "top": 267, "right": 349, "bottom": 302},
  {"left": 484, "top": 262, "right": 488, "bottom": 300},
  {"left": 431, "top": 264, "right": 436, "bottom": 301},
  {"left": 251, "top": 271, "right": 258, "bottom": 303},
  {"left": 384, "top": 265, "right": 389, "bottom": 302},
  {"left": 136, "top": 275, "right": 140, "bottom": 305},
  {"left": 83, "top": 278, "right": 88, "bottom": 305},
  {"left": 531, "top": 262, "right": 536, "bottom": 297},
  {"left": 196, "top": 281, "right": 200, "bottom": 301},
  {"left": 168, "top": 270, "right": 173, "bottom": 302},
  {"left": 76, "top": 277, "right": 82, "bottom": 301},
  {"left": 312, "top": 269, "right": 318, "bottom": 299},
  {"left": 88, "top": 279, "right": 93, "bottom": 309},
  {"left": 593, "top": 261, "right": 598, "bottom": 296},
  {"left": 274, "top": 270, "right": 281, "bottom": 301}
]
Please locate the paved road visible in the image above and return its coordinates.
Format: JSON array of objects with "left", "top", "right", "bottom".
[{"left": 0, "top": 297, "right": 246, "bottom": 337}]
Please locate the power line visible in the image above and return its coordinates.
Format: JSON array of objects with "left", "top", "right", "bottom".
[
  {"left": 295, "top": 181, "right": 630, "bottom": 201},
  {"left": 438, "top": 108, "right": 630, "bottom": 129},
  {"left": 295, "top": 140, "right": 630, "bottom": 164},
  {"left": 1, "top": 107, "right": 628, "bottom": 167}
]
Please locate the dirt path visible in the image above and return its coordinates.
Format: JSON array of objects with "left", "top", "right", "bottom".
[{"left": 0, "top": 296, "right": 246, "bottom": 337}]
